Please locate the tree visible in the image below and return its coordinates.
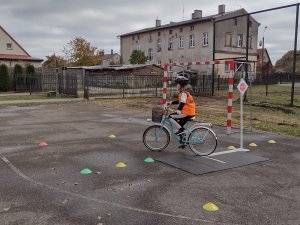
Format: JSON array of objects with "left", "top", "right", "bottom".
[
  {"left": 43, "top": 54, "right": 67, "bottom": 68},
  {"left": 14, "top": 64, "right": 23, "bottom": 75},
  {"left": 275, "top": 50, "right": 300, "bottom": 73},
  {"left": 26, "top": 64, "right": 35, "bottom": 75},
  {"left": 0, "top": 64, "right": 10, "bottom": 92},
  {"left": 129, "top": 50, "right": 147, "bottom": 64},
  {"left": 63, "top": 37, "right": 101, "bottom": 66}
]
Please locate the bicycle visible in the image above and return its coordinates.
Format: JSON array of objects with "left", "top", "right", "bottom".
[{"left": 142, "top": 105, "right": 217, "bottom": 156}]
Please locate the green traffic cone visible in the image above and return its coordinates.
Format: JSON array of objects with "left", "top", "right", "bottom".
[
  {"left": 144, "top": 157, "right": 155, "bottom": 163},
  {"left": 80, "top": 168, "right": 92, "bottom": 175}
]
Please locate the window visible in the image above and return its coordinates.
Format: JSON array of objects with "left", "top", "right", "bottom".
[
  {"left": 248, "top": 36, "right": 252, "bottom": 48},
  {"left": 6, "top": 43, "right": 12, "bottom": 49},
  {"left": 237, "top": 34, "right": 243, "bottom": 47},
  {"left": 203, "top": 32, "right": 208, "bottom": 46},
  {"left": 168, "top": 59, "right": 173, "bottom": 72},
  {"left": 138, "top": 35, "right": 140, "bottom": 40},
  {"left": 157, "top": 38, "right": 161, "bottom": 52},
  {"left": 225, "top": 64, "right": 230, "bottom": 73},
  {"left": 158, "top": 32, "right": 160, "bottom": 36},
  {"left": 157, "top": 60, "right": 162, "bottom": 66},
  {"left": 225, "top": 33, "right": 232, "bottom": 46},
  {"left": 249, "top": 20, "right": 252, "bottom": 28},
  {"left": 190, "top": 25, "right": 194, "bottom": 31},
  {"left": 169, "top": 30, "right": 172, "bottom": 34},
  {"left": 132, "top": 36, "right": 135, "bottom": 40},
  {"left": 168, "top": 37, "right": 173, "bottom": 50},
  {"left": 234, "top": 18, "right": 237, "bottom": 26},
  {"left": 137, "top": 44, "right": 141, "bottom": 51},
  {"left": 179, "top": 36, "right": 184, "bottom": 49},
  {"left": 149, "top": 33, "right": 152, "bottom": 42},
  {"left": 148, "top": 48, "right": 153, "bottom": 61},
  {"left": 189, "top": 34, "right": 195, "bottom": 47},
  {"left": 180, "top": 28, "right": 183, "bottom": 32}
]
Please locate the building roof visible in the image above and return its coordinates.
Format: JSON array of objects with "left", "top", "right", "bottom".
[
  {"left": 119, "top": 9, "right": 246, "bottom": 37},
  {"left": 0, "top": 26, "right": 31, "bottom": 56},
  {"left": 0, "top": 25, "right": 43, "bottom": 62},
  {"left": 0, "top": 54, "right": 43, "bottom": 62},
  {"left": 100, "top": 53, "right": 120, "bottom": 61},
  {"left": 67, "top": 64, "right": 163, "bottom": 71}
]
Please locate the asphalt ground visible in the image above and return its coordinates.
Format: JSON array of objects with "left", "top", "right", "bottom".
[{"left": 0, "top": 102, "right": 299, "bottom": 225}]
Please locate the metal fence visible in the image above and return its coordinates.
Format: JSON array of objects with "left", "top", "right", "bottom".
[
  {"left": 83, "top": 73, "right": 232, "bottom": 99},
  {"left": 254, "top": 72, "right": 300, "bottom": 85},
  {"left": 15, "top": 71, "right": 296, "bottom": 100},
  {"left": 14, "top": 72, "right": 78, "bottom": 97}
]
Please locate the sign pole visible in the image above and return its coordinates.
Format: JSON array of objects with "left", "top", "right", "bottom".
[
  {"left": 237, "top": 78, "right": 250, "bottom": 152},
  {"left": 240, "top": 90, "right": 243, "bottom": 149}
]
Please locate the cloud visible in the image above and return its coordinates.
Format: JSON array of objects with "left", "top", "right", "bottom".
[{"left": 0, "top": 0, "right": 299, "bottom": 63}]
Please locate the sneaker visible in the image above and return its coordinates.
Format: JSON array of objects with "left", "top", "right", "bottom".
[{"left": 175, "top": 129, "right": 185, "bottom": 136}]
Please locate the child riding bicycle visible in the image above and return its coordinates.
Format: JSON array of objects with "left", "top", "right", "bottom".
[{"left": 168, "top": 75, "right": 196, "bottom": 136}]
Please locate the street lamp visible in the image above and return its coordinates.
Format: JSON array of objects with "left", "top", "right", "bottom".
[
  {"left": 260, "top": 26, "right": 267, "bottom": 74},
  {"left": 259, "top": 26, "right": 268, "bottom": 96}
]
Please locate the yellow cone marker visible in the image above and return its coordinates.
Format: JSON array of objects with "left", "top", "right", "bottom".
[
  {"left": 227, "top": 145, "right": 236, "bottom": 150},
  {"left": 109, "top": 134, "right": 116, "bottom": 139},
  {"left": 116, "top": 162, "right": 127, "bottom": 168},
  {"left": 249, "top": 143, "right": 257, "bottom": 147},
  {"left": 203, "top": 202, "right": 219, "bottom": 212},
  {"left": 268, "top": 140, "right": 276, "bottom": 144}
]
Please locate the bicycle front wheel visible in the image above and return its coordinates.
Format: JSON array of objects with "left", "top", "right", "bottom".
[
  {"left": 143, "top": 125, "right": 170, "bottom": 151},
  {"left": 188, "top": 127, "right": 217, "bottom": 156}
]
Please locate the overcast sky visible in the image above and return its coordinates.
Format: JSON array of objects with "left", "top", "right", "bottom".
[{"left": 0, "top": 0, "right": 299, "bottom": 64}]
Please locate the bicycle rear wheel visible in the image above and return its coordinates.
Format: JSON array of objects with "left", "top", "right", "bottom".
[
  {"left": 188, "top": 127, "right": 217, "bottom": 156},
  {"left": 143, "top": 125, "right": 170, "bottom": 151}
]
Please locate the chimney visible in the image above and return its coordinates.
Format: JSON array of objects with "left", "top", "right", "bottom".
[
  {"left": 192, "top": 10, "right": 202, "bottom": 19},
  {"left": 111, "top": 49, "right": 113, "bottom": 55},
  {"left": 218, "top": 4, "right": 225, "bottom": 14},
  {"left": 156, "top": 19, "right": 161, "bottom": 27}
]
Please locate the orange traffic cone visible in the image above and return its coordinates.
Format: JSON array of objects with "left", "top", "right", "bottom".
[{"left": 39, "top": 140, "right": 48, "bottom": 147}]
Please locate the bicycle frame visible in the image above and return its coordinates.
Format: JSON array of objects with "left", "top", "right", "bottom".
[{"left": 151, "top": 110, "right": 213, "bottom": 145}]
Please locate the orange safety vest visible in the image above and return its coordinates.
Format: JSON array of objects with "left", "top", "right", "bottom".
[{"left": 178, "top": 91, "right": 196, "bottom": 116}]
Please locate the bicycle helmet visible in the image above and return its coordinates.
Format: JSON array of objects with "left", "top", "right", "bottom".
[{"left": 174, "top": 75, "right": 190, "bottom": 86}]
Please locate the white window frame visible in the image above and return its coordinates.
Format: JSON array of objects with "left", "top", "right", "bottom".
[
  {"left": 157, "top": 38, "right": 161, "bottom": 52},
  {"left": 237, "top": 34, "right": 243, "bottom": 47},
  {"left": 157, "top": 60, "right": 162, "bottom": 66},
  {"left": 225, "top": 64, "right": 230, "bottom": 73},
  {"left": 168, "top": 37, "right": 173, "bottom": 50},
  {"left": 225, "top": 32, "right": 232, "bottom": 47},
  {"left": 189, "top": 34, "right": 195, "bottom": 48},
  {"left": 203, "top": 32, "right": 208, "bottom": 46},
  {"left": 179, "top": 36, "right": 184, "bottom": 49},
  {"left": 248, "top": 36, "right": 252, "bottom": 49},
  {"left": 149, "top": 33, "right": 152, "bottom": 42},
  {"left": 148, "top": 48, "right": 153, "bottom": 61},
  {"left": 137, "top": 44, "right": 141, "bottom": 51},
  {"left": 168, "top": 59, "right": 173, "bottom": 72}
]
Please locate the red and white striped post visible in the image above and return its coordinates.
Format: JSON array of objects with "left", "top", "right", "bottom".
[
  {"left": 162, "top": 60, "right": 235, "bottom": 134},
  {"left": 226, "top": 61, "right": 235, "bottom": 135},
  {"left": 162, "top": 64, "right": 168, "bottom": 107}
]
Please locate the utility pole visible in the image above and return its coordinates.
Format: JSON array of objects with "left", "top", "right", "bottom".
[{"left": 291, "top": 4, "right": 299, "bottom": 106}]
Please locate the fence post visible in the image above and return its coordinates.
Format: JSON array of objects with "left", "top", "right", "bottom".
[
  {"left": 122, "top": 75, "right": 125, "bottom": 98},
  {"left": 29, "top": 74, "right": 32, "bottom": 95},
  {"left": 84, "top": 74, "right": 89, "bottom": 100},
  {"left": 155, "top": 75, "right": 158, "bottom": 97}
]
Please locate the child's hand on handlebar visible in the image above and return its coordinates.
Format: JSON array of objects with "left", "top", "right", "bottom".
[{"left": 176, "top": 110, "right": 182, "bottom": 115}]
